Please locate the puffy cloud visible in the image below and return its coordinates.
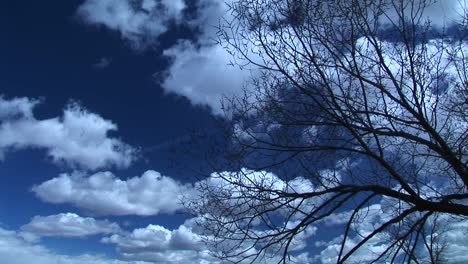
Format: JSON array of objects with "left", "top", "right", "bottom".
[
  {"left": 32, "top": 170, "right": 191, "bottom": 216},
  {"left": 29, "top": 168, "right": 321, "bottom": 263},
  {"left": 104, "top": 218, "right": 311, "bottom": 264},
  {"left": 0, "top": 96, "right": 38, "bottom": 119},
  {"left": 21, "top": 213, "right": 120, "bottom": 238},
  {"left": 161, "top": 40, "right": 253, "bottom": 115},
  {"left": 0, "top": 96, "right": 136, "bottom": 170},
  {"left": 76, "top": 0, "right": 185, "bottom": 48},
  {"left": 0, "top": 227, "right": 146, "bottom": 264},
  {"left": 159, "top": 0, "right": 265, "bottom": 114},
  {"left": 101, "top": 222, "right": 213, "bottom": 264}
]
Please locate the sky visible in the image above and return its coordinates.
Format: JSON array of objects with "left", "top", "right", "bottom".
[
  {"left": 0, "top": 0, "right": 467, "bottom": 264},
  {"left": 0, "top": 1, "right": 225, "bottom": 263}
]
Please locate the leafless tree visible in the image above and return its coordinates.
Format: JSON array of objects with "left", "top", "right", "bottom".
[{"left": 188, "top": 0, "right": 468, "bottom": 263}]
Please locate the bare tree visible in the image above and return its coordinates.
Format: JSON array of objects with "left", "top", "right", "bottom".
[{"left": 189, "top": 0, "right": 468, "bottom": 263}]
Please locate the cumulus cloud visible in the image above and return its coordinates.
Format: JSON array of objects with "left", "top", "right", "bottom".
[
  {"left": 21, "top": 213, "right": 120, "bottom": 239},
  {"left": 0, "top": 96, "right": 38, "bottom": 119},
  {"left": 162, "top": 41, "right": 254, "bottom": 114},
  {"left": 103, "top": 217, "right": 313, "bottom": 264},
  {"left": 0, "top": 227, "right": 145, "bottom": 264},
  {"left": 159, "top": 0, "right": 265, "bottom": 114},
  {"left": 76, "top": 0, "right": 185, "bottom": 48},
  {"left": 32, "top": 170, "right": 191, "bottom": 216},
  {"left": 101, "top": 222, "right": 214, "bottom": 264},
  {"left": 0, "top": 96, "right": 137, "bottom": 170}
]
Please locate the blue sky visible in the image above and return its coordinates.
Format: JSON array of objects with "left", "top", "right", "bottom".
[
  {"left": 0, "top": 1, "right": 222, "bottom": 263},
  {"left": 0, "top": 0, "right": 467, "bottom": 263}
]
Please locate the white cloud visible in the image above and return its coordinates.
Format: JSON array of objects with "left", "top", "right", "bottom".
[
  {"left": 317, "top": 204, "right": 390, "bottom": 264},
  {"left": 75, "top": 0, "right": 467, "bottom": 115},
  {"left": 0, "top": 227, "right": 147, "bottom": 264},
  {"left": 441, "top": 217, "right": 468, "bottom": 263},
  {"left": 160, "top": 0, "right": 468, "bottom": 115},
  {"left": 21, "top": 213, "right": 120, "bottom": 238},
  {"left": 76, "top": 0, "right": 185, "bottom": 48},
  {"left": 159, "top": 0, "right": 266, "bottom": 115},
  {"left": 0, "top": 96, "right": 38, "bottom": 119},
  {"left": 101, "top": 222, "right": 213, "bottom": 264},
  {"left": 317, "top": 202, "right": 468, "bottom": 264},
  {"left": 162, "top": 40, "right": 256, "bottom": 115},
  {"left": 0, "top": 96, "right": 136, "bottom": 170},
  {"left": 33, "top": 170, "right": 191, "bottom": 216}
]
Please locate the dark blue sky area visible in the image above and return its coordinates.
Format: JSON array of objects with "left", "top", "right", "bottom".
[
  {"left": 0, "top": 0, "right": 217, "bottom": 175},
  {"left": 0, "top": 0, "right": 217, "bottom": 242}
]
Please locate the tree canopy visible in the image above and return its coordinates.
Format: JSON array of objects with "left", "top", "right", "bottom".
[{"left": 189, "top": 0, "right": 468, "bottom": 263}]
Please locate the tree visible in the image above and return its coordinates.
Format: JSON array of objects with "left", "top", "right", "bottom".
[{"left": 189, "top": 0, "right": 468, "bottom": 263}]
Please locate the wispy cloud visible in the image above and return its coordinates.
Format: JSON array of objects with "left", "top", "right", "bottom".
[{"left": 93, "top": 57, "right": 112, "bottom": 69}]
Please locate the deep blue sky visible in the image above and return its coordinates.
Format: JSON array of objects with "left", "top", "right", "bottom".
[
  {"left": 0, "top": 0, "right": 221, "bottom": 175},
  {"left": 0, "top": 0, "right": 219, "bottom": 260},
  {"left": 0, "top": 0, "right": 214, "bottom": 149},
  {"left": 0, "top": 1, "right": 466, "bottom": 263}
]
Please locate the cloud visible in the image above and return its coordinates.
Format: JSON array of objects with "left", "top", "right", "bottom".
[
  {"left": 103, "top": 218, "right": 311, "bottom": 264},
  {"left": 76, "top": 0, "right": 185, "bottom": 48},
  {"left": 380, "top": 0, "right": 467, "bottom": 28},
  {"left": 163, "top": 0, "right": 467, "bottom": 114},
  {"left": 93, "top": 57, "right": 112, "bottom": 69},
  {"left": 159, "top": 0, "right": 265, "bottom": 115},
  {"left": 75, "top": 0, "right": 468, "bottom": 115},
  {"left": 0, "top": 96, "right": 38, "bottom": 119},
  {"left": 21, "top": 213, "right": 120, "bottom": 239},
  {"left": 33, "top": 170, "right": 191, "bottom": 216},
  {"left": 317, "top": 204, "right": 390, "bottom": 264},
  {"left": 317, "top": 202, "right": 468, "bottom": 264},
  {"left": 76, "top": 0, "right": 256, "bottom": 114},
  {"left": 101, "top": 221, "right": 214, "bottom": 264},
  {"left": 0, "top": 227, "right": 146, "bottom": 264},
  {"left": 161, "top": 40, "right": 254, "bottom": 115},
  {"left": 0, "top": 96, "right": 137, "bottom": 170}
]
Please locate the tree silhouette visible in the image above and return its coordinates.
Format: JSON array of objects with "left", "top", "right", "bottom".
[{"left": 189, "top": 0, "right": 468, "bottom": 263}]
